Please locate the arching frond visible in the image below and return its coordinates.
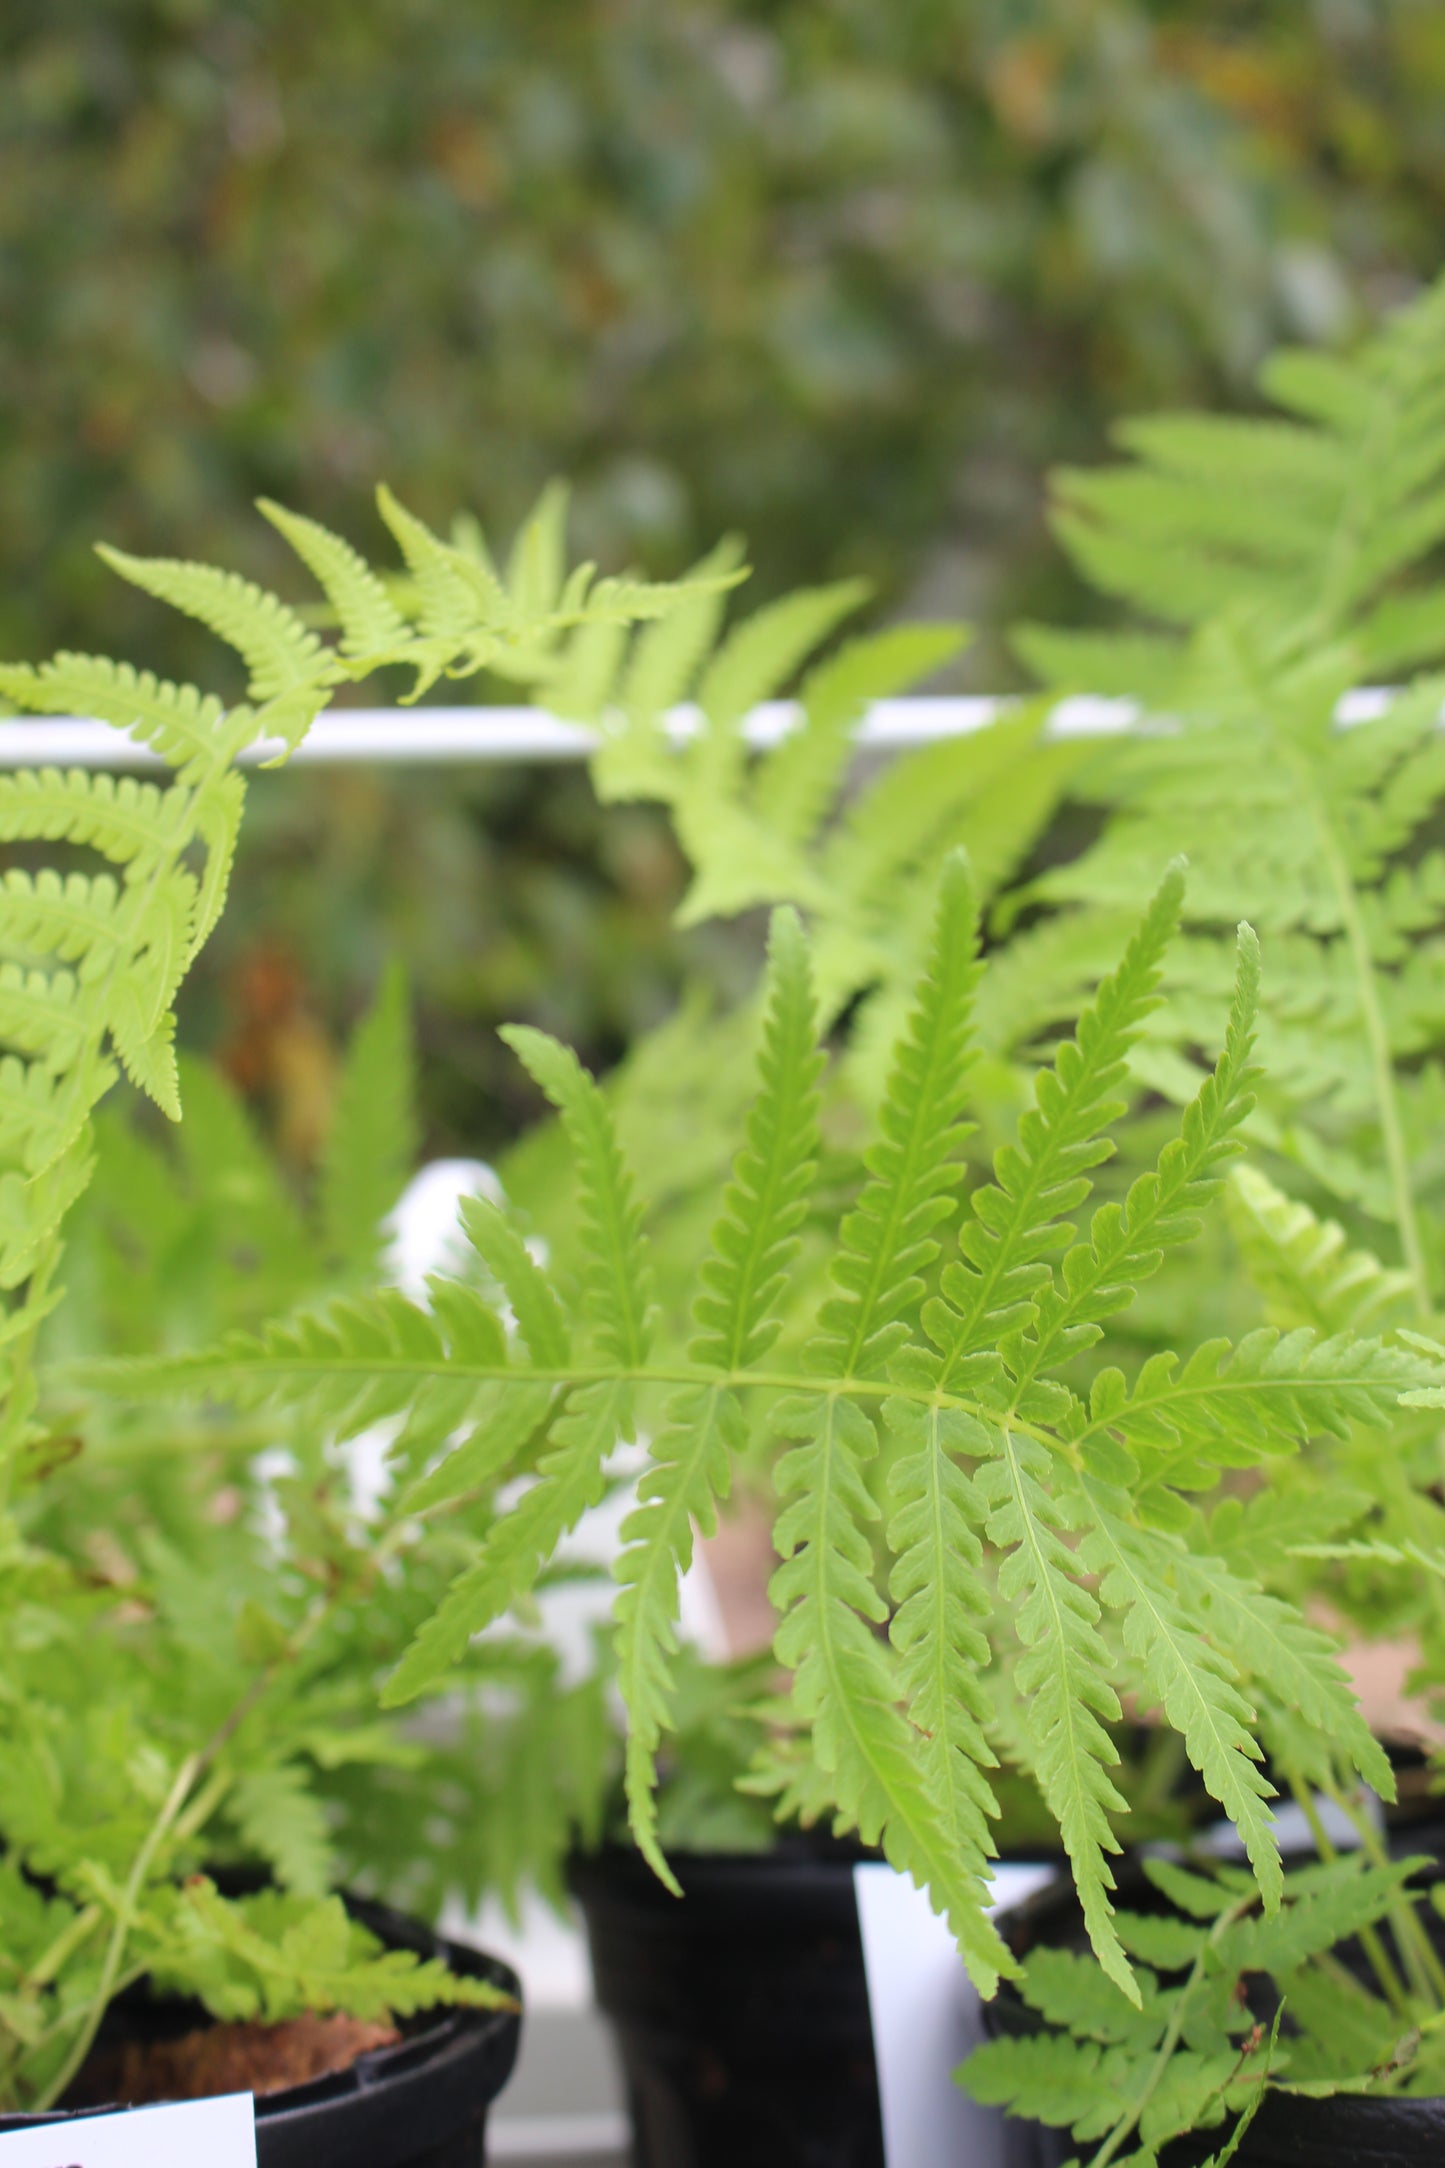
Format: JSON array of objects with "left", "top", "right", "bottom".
[{"left": 614, "top": 907, "right": 823, "bottom": 1873}]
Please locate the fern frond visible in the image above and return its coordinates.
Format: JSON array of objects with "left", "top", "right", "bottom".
[
  {"left": 229, "top": 1765, "right": 334, "bottom": 1899},
  {"left": 259, "top": 499, "right": 408, "bottom": 663},
  {"left": 1034, "top": 275, "right": 1445, "bottom": 663},
  {"left": 614, "top": 907, "right": 823, "bottom": 1871},
  {"left": 930, "top": 865, "right": 1184, "bottom": 1372},
  {"left": 97, "top": 545, "right": 327, "bottom": 727},
  {"left": 814, "top": 852, "right": 982, "bottom": 1379},
  {"left": 384, "top": 1376, "right": 632, "bottom": 1706},
  {"left": 770, "top": 1390, "right": 1014, "bottom": 1993},
  {"left": 1221, "top": 1856, "right": 1418, "bottom": 1979},
  {"left": 616, "top": 540, "right": 747, "bottom": 733},
  {"left": 109, "top": 1285, "right": 507, "bottom": 1439},
  {"left": 979, "top": 1426, "right": 1134, "bottom": 1999},
  {"left": 1225, "top": 1165, "right": 1416, "bottom": 1335},
  {"left": 753, "top": 623, "right": 967, "bottom": 852},
  {"left": 689, "top": 909, "right": 823, "bottom": 1372},
  {"left": 505, "top": 479, "right": 569, "bottom": 618},
  {"left": 319, "top": 962, "right": 418, "bottom": 1277},
  {"left": 963, "top": 2033, "right": 1149, "bottom": 2140},
  {"left": 376, "top": 483, "right": 504, "bottom": 666},
  {"left": 696, "top": 581, "right": 869, "bottom": 744},
  {"left": 1173, "top": 1552, "right": 1391, "bottom": 1796},
  {"left": 1079, "top": 1501, "right": 1279, "bottom": 1904},
  {"left": 0, "top": 655, "right": 245, "bottom": 776},
  {"left": 1083, "top": 1328, "right": 1435, "bottom": 1490},
  {"left": 614, "top": 1382, "right": 746, "bottom": 1883},
  {"left": 0, "top": 869, "right": 125, "bottom": 971},
  {"left": 885, "top": 1397, "right": 999, "bottom": 1901},
  {"left": 500, "top": 1026, "right": 654, "bottom": 1369},
  {"left": 459, "top": 1194, "right": 571, "bottom": 1367},
  {"left": 1019, "top": 922, "right": 1261, "bottom": 1383},
  {"left": 0, "top": 768, "right": 184, "bottom": 869}
]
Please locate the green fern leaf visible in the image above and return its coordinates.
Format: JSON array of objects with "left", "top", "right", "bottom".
[
  {"left": 885, "top": 1397, "right": 999, "bottom": 1898},
  {"left": 97, "top": 545, "right": 327, "bottom": 720},
  {"left": 614, "top": 1382, "right": 747, "bottom": 1883},
  {"left": 0, "top": 869, "right": 124, "bottom": 971},
  {"left": 384, "top": 1375, "right": 633, "bottom": 1705},
  {"left": 501, "top": 1025, "right": 654, "bottom": 1369},
  {"left": 0, "top": 768, "right": 181, "bottom": 869},
  {"left": 459, "top": 1194, "right": 571, "bottom": 1367},
  {"left": 320, "top": 962, "right": 418, "bottom": 1276},
  {"left": 0, "top": 655, "right": 244, "bottom": 776},
  {"left": 107, "top": 1284, "right": 506, "bottom": 1438},
  {"left": 1225, "top": 1165, "right": 1416, "bottom": 1335},
  {"left": 770, "top": 1391, "right": 1014, "bottom": 1994},
  {"left": 1221, "top": 1856, "right": 1418, "bottom": 1979},
  {"left": 815, "top": 852, "right": 982, "bottom": 1378},
  {"left": 1079, "top": 1502, "right": 1279, "bottom": 1905},
  {"left": 753, "top": 623, "right": 967, "bottom": 851},
  {"left": 505, "top": 480, "right": 570, "bottom": 618},
  {"left": 931, "top": 865, "right": 1185, "bottom": 1373},
  {"left": 229, "top": 1764, "right": 334, "bottom": 1898},
  {"left": 690, "top": 908, "right": 824, "bottom": 1372},
  {"left": 259, "top": 499, "right": 408, "bottom": 663},
  {"left": 696, "top": 580, "right": 869, "bottom": 739},
  {"left": 978, "top": 1424, "right": 1135, "bottom": 1999},
  {"left": 1084, "top": 1328, "right": 1436, "bottom": 1497},
  {"left": 1173, "top": 1552, "right": 1391, "bottom": 1797},
  {"left": 1018, "top": 923, "right": 1260, "bottom": 1383},
  {"left": 614, "top": 907, "right": 823, "bottom": 1872},
  {"left": 963, "top": 2033, "right": 1149, "bottom": 2137}
]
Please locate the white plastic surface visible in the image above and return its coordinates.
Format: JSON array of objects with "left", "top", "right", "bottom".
[
  {"left": 855, "top": 1862, "right": 1054, "bottom": 2168},
  {"left": 0, "top": 2093, "right": 256, "bottom": 2168}
]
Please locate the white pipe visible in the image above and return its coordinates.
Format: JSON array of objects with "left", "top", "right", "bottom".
[
  {"left": 0, "top": 684, "right": 1401, "bottom": 771},
  {"left": 0, "top": 694, "right": 1135, "bottom": 771}
]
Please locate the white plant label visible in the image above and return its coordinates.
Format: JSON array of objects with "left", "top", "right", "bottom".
[
  {"left": 0, "top": 2093, "right": 256, "bottom": 2168},
  {"left": 855, "top": 1861, "right": 1054, "bottom": 2168}
]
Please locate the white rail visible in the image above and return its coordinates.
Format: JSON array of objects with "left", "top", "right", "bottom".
[
  {"left": 0, "top": 685, "right": 1400, "bottom": 770},
  {"left": 0, "top": 695, "right": 1138, "bottom": 769}
]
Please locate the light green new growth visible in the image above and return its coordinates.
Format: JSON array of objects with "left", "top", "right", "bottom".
[{"left": 1015, "top": 273, "right": 1445, "bottom": 1313}]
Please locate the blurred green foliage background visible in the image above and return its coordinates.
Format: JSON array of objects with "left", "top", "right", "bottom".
[{"left": 6, "top": 0, "right": 1445, "bottom": 1153}]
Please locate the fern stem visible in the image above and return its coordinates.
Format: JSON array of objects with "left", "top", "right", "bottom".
[
  {"left": 1309, "top": 794, "right": 1430, "bottom": 1316},
  {"left": 1286, "top": 1769, "right": 1414, "bottom": 2019},
  {"left": 1317, "top": 1772, "right": 1445, "bottom": 2008},
  {"left": 1091, "top": 1893, "right": 1254, "bottom": 2168},
  {"left": 0, "top": 1231, "right": 60, "bottom": 1510},
  {"left": 19, "top": 1907, "right": 102, "bottom": 1994},
  {"left": 27, "top": 1479, "right": 427, "bottom": 2111},
  {"left": 34, "top": 1750, "right": 201, "bottom": 2112}
]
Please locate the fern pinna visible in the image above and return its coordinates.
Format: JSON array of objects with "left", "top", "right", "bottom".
[
  {"left": 115, "top": 856, "right": 1442, "bottom": 2000},
  {"left": 1013, "top": 271, "right": 1445, "bottom": 1321}
]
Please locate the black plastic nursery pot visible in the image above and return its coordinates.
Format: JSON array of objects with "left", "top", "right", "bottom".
[
  {"left": 984, "top": 1868, "right": 1445, "bottom": 2168},
  {"left": 0, "top": 1896, "right": 522, "bottom": 2168},
  {"left": 571, "top": 1842, "right": 885, "bottom": 2168}
]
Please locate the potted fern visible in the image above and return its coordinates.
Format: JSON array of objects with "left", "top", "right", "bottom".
[
  {"left": 0, "top": 489, "right": 720, "bottom": 2152},
  {"left": 116, "top": 852, "right": 1440, "bottom": 2160},
  {"left": 941, "top": 271, "right": 1445, "bottom": 2163},
  {"left": 29, "top": 425, "right": 1445, "bottom": 2163}
]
